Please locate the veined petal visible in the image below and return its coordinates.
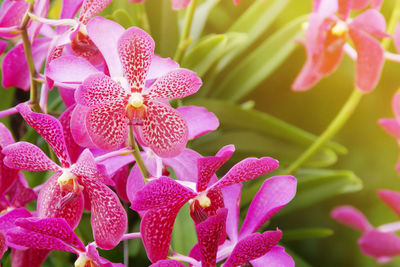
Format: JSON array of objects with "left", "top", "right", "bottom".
[
  {"left": 378, "top": 190, "right": 400, "bottom": 218},
  {"left": 17, "top": 103, "right": 71, "bottom": 168},
  {"left": 177, "top": 106, "right": 219, "bottom": 140},
  {"left": 210, "top": 157, "right": 279, "bottom": 191},
  {"left": 223, "top": 230, "right": 282, "bottom": 267},
  {"left": 141, "top": 207, "right": 180, "bottom": 263},
  {"left": 196, "top": 208, "right": 228, "bottom": 267},
  {"left": 147, "top": 69, "right": 202, "bottom": 99},
  {"left": 134, "top": 101, "right": 188, "bottom": 158},
  {"left": 239, "top": 176, "right": 297, "bottom": 238},
  {"left": 76, "top": 73, "right": 129, "bottom": 107},
  {"left": 222, "top": 184, "right": 242, "bottom": 243},
  {"left": 38, "top": 173, "right": 84, "bottom": 229},
  {"left": 3, "top": 142, "right": 60, "bottom": 172},
  {"left": 7, "top": 175, "right": 37, "bottom": 208},
  {"left": 197, "top": 145, "right": 235, "bottom": 192},
  {"left": 0, "top": 232, "right": 6, "bottom": 258},
  {"left": 150, "top": 259, "right": 185, "bottom": 267},
  {"left": 378, "top": 118, "right": 400, "bottom": 139},
  {"left": 79, "top": 0, "right": 113, "bottom": 24},
  {"left": 86, "top": 101, "right": 129, "bottom": 151},
  {"left": 11, "top": 248, "right": 50, "bottom": 267},
  {"left": 331, "top": 205, "right": 372, "bottom": 232},
  {"left": 349, "top": 26, "right": 384, "bottom": 93},
  {"left": 359, "top": 230, "right": 400, "bottom": 259},
  {"left": 118, "top": 27, "right": 154, "bottom": 92},
  {"left": 70, "top": 104, "right": 95, "bottom": 148},
  {"left": 131, "top": 176, "right": 196, "bottom": 211},
  {"left": 0, "top": 122, "right": 14, "bottom": 146},
  {"left": 87, "top": 17, "right": 125, "bottom": 77},
  {"left": 59, "top": 105, "right": 82, "bottom": 163},
  {"left": 15, "top": 217, "right": 85, "bottom": 251},
  {"left": 250, "top": 245, "right": 295, "bottom": 267},
  {"left": 81, "top": 177, "right": 127, "bottom": 249},
  {"left": 71, "top": 149, "right": 111, "bottom": 185},
  {"left": 0, "top": 208, "right": 31, "bottom": 231}
]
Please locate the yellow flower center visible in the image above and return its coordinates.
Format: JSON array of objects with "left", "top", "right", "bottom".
[
  {"left": 331, "top": 21, "right": 348, "bottom": 36},
  {"left": 196, "top": 193, "right": 211, "bottom": 208},
  {"left": 57, "top": 171, "right": 83, "bottom": 194}
]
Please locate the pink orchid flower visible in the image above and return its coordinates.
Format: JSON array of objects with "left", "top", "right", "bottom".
[
  {"left": 73, "top": 26, "right": 201, "bottom": 156},
  {"left": 130, "top": 145, "right": 279, "bottom": 263},
  {"left": 332, "top": 190, "right": 400, "bottom": 263},
  {"left": 5, "top": 217, "right": 124, "bottom": 267},
  {"left": 2, "top": 104, "right": 127, "bottom": 250},
  {"left": 293, "top": 0, "right": 387, "bottom": 92}
]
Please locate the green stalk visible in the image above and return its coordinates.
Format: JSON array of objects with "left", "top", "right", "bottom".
[
  {"left": 382, "top": 0, "right": 400, "bottom": 50},
  {"left": 173, "top": 0, "right": 198, "bottom": 63},
  {"left": 129, "top": 125, "right": 149, "bottom": 181}
]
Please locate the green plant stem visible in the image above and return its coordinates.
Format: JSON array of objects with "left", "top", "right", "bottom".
[
  {"left": 129, "top": 125, "right": 149, "bottom": 181},
  {"left": 285, "top": 89, "right": 363, "bottom": 175},
  {"left": 382, "top": 0, "right": 400, "bottom": 49},
  {"left": 138, "top": 4, "right": 151, "bottom": 34},
  {"left": 20, "top": 2, "right": 42, "bottom": 113},
  {"left": 173, "top": 0, "right": 198, "bottom": 63}
]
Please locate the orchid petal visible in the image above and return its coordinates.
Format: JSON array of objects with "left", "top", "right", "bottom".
[
  {"left": 239, "top": 176, "right": 297, "bottom": 238},
  {"left": 17, "top": 103, "right": 71, "bottom": 168},
  {"left": 11, "top": 248, "right": 50, "bottom": 267},
  {"left": 171, "top": 0, "right": 192, "bottom": 10},
  {"left": 76, "top": 73, "right": 129, "bottom": 107},
  {"left": 147, "top": 69, "right": 202, "bottom": 99},
  {"left": 118, "top": 27, "right": 154, "bottom": 92},
  {"left": 135, "top": 101, "right": 188, "bottom": 157},
  {"left": 7, "top": 175, "right": 37, "bottom": 208},
  {"left": 393, "top": 90, "right": 400, "bottom": 122},
  {"left": 60, "top": 0, "right": 83, "bottom": 20},
  {"left": 395, "top": 22, "right": 400, "bottom": 53},
  {"left": 79, "top": 0, "right": 113, "bottom": 24},
  {"left": 378, "top": 118, "right": 400, "bottom": 139},
  {"left": 223, "top": 230, "right": 283, "bottom": 267},
  {"left": 196, "top": 208, "right": 228, "bottom": 267},
  {"left": 150, "top": 259, "right": 185, "bottom": 267},
  {"left": 359, "top": 230, "right": 400, "bottom": 259},
  {"left": 0, "top": 232, "right": 6, "bottom": 258},
  {"left": 378, "top": 190, "right": 400, "bottom": 218},
  {"left": 59, "top": 105, "right": 82, "bottom": 163},
  {"left": 211, "top": 157, "right": 279, "bottom": 191},
  {"left": 126, "top": 164, "right": 146, "bottom": 206},
  {"left": 3, "top": 142, "right": 60, "bottom": 172},
  {"left": 350, "top": 9, "right": 388, "bottom": 39},
  {"left": 250, "top": 245, "right": 295, "bottom": 267},
  {"left": 177, "top": 106, "right": 219, "bottom": 140},
  {"left": 331, "top": 205, "right": 372, "bottom": 232},
  {"left": 338, "top": 0, "right": 352, "bottom": 20},
  {"left": 349, "top": 26, "right": 384, "bottom": 93},
  {"left": 0, "top": 208, "right": 31, "bottom": 231},
  {"left": 0, "top": 122, "right": 14, "bottom": 146},
  {"left": 147, "top": 55, "right": 179, "bottom": 84},
  {"left": 162, "top": 148, "right": 202, "bottom": 182},
  {"left": 0, "top": 40, "right": 7, "bottom": 55},
  {"left": 0, "top": 0, "right": 29, "bottom": 39},
  {"left": 70, "top": 104, "right": 95, "bottom": 148},
  {"left": 87, "top": 17, "right": 125, "bottom": 77},
  {"left": 112, "top": 165, "right": 130, "bottom": 202},
  {"left": 352, "top": 0, "right": 370, "bottom": 10},
  {"left": 86, "top": 101, "right": 129, "bottom": 151},
  {"left": 222, "top": 184, "right": 242, "bottom": 243}
]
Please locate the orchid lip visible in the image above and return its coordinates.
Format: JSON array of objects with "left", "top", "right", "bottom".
[
  {"left": 195, "top": 192, "right": 211, "bottom": 208},
  {"left": 331, "top": 20, "right": 348, "bottom": 36}
]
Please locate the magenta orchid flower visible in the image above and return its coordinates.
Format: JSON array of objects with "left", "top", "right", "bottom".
[
  {"left": 130, "top": 145, "right": 279, "bottom": 263},
  {"left": 2, "top": 104, "right": 127, "bottom": 249},
  {"left": 332, "top": 190, "right": 400, "bottom": 263},
  {"left": 293, "top": 0, "right": 387, "bottom": 92},
  {"left": 5, "top": 217, "right": 124, "bottom": 267},
  {"left": 73, "top": 26, "right": 201, "bottom": 156}
]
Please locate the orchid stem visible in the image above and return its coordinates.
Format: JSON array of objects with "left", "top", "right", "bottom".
[
  {"left": 285, "top": 89, "right": 363, "bottom": 175},
  {"left": 138, "top": 4, "right": 151, "bottom": 34},
  {"left": 20, "top": 1, "right": 42, "bottom": 113},
  {"left": 129, "top": 125, "right": 149, "bottom": 180},
  {"left": 120, "top": 232, "right": 142, "bottom": 241},
  {"left": 382, "top": 0, "right": 400, "bottom": 50},
  {"left": 173, "top": 0, "right": 197, "bottom": 63}
]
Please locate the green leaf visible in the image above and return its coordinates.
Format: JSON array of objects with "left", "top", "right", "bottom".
[
  {"left": 285, "top": 247, "right": 313, "bottom": 267},
  {"left": 190, "top": 0, "right": 221, "bottom": 42},
  {"left": 109, "top": 9, "right": 134, "bottom": 29},
  {"left": 211, "top": 15, "right": 306, "bottom": 101},
  {"left": 185, "top": 98, "right": 347, "bottom": 154},
  {"left": 282, "top": 228, "right": 334, "bottom": 241},
  {"left": 171, "top": 204, "right": 197, "bottom": 255},
  {"left": 277, "top": 169, "right": 363, "bottom": 216}
]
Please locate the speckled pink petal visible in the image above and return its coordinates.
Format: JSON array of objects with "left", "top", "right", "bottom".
[
  {"left": 197, "top": 145, "right": 235, "bottom": 192},
  {"left": 0, "top": 122, "right": 14, "bottom": 146},
  {"left": 118, "top": 27, "right": 154, "bottom": 92},
  {"left": 11, "top": 248, "right": 50, "bottom": 267},
  {"left": 162, "top": 148, "right": 202, "bottom": 182},
  {"left": 79, "top": 0, "right": 113, "bottom": 24},
  {"left": 224, "top": 230, "right": 282, "bottom": 267},
  {"left": 196, "top": 208, "right": 227, "bottom": 267},
  {"left": 17, "top": 103, "right": 71, "bottom": 168},
  {"left": 135, "top": 101, "right": 188, "bottom": 158},
  {"left": 349, "top": 26, "right": 384, "bottom": 93},
  {"left": 76, "top": 73, "right": 129, "bottom": 107},
  {"left": 211, "top": 157, "right": 279, "bottom": 191},
  {"left": 0, "top": 0, "right": 29, "bottom": 39},
  {"left": 331, "top": 205, "right": 372, "bottom": 232},
  {"left": 147, "top": 55, "right": 179, "bottom": 84},
  {"left": 177, "top": 106, "right": 219, "bottom": 140},
  {"left": 147, "top": 69, "right": 202, "bottom": 99},
  {"left": 131, "top": 176, "right": 196, "bottom": 211},
  {"left": 2, "top": 38, "right": 50, "bottom": 90},
  {"left": 0, "top": 154, "right": 19, "bottom": 194},
  {"left": 250, "top": 245, "right": 295, "bottom": 267},
  {"left": 150, "top": 259, "right": 185, "bottom": 267},
  {"left": 3, "top": 142, "right": 60, "bottom": 172},
  {"left": 222, "top": 184, "right": 242, "bottom": 243},
  {"left": 379, "top": 118, "right": 400, "bottom": 139},
  {"left": 87, "top": 17, "right": 125, "bottom": 77},
  {"left": 171, "top": 0, "right": 192, "bottom": 10},
  {"left": 72, "top": 149, "right": 112, "bottom": 185},
  {"left": 47, "top": 55, "right": 99, "bottom": 86},
  {"left": 240, "top": 176, "right": 297, "bottom": 238},
  {"left": 86, "top": 101, "right": 129, "bottom": 151},
  {"left": 86, "top": 243, "right": 125, "bottom": 266},
  {"left": 112, "top": 165, "right": 129, "bottom": 202},
  {"left": 59, "top": 105, "right": 82, "bottom": 163},
  {"left": 71, "top": 104, "right": 95, "bottom": 148},
  {"left": 60, "top": 0, "right": 83, "bottom": 20},
  {"left": 6, "top": 228, "right": 77, "bottom": 253},
  {"left": 7, "top": 175, "right": 37, "bottom": 208},
  {"left": 351, "top": 9, "right": 388, "bottom": 39},
  {"left": 359, "top": 230, "right": 400, "bottom": 259},
  {"left": 126, "top": 164, "right": 146, "bottom": 206},
  {"left": 0, "top": 40, "right": 7, "bottom": 55},
  {"left": 140, "top": 207, "right": 180, "bottom": 263},
  {"left": 80, "top": 176, "right": 127, "bottom": 249},
  {"left": 378, "top": 190, "right": 400, "bottom": 218},
  {"left": 0, "top": 208, "right": 31, "bottom": 230},
  {"left": 15, "top": 217, "right": 85, "bottom": 251},
  {"left": 38, "top": 173, "right": 84, "bottom": 229},
  {"left": 0, "top": 232, "right": 6, "bottom": 258}
]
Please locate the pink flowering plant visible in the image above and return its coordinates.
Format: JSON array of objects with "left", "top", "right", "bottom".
[{"left": 1, "top": 0, "right": 400, "bottom": 266}]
